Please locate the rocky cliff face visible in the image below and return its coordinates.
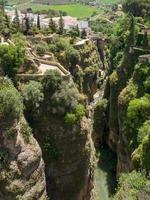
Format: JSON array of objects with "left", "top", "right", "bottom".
[
  {"left": 0, "top": 117, "right": 47, "bottom": 200},
  {"left": 33, "top": 115, "right": 96, "bottom": 200}
]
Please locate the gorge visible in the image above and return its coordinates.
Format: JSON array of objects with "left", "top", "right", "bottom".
[{"left": 0, "top": 0, "right": 150, "bottom": 200}]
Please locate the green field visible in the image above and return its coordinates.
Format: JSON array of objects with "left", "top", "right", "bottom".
[
  {"left": 7, "top": 0, "right": 119, "bottom": 18},
  {"left": 98, "top": 0, "right": 121, "bottom": 4},
  {"left": 16, "top": 3, "right": 102, "bottom": 18},
  {"left": 8, "top": 0, "right": 120, "bottom": 5}
]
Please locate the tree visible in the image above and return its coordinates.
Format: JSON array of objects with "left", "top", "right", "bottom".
[
  {"left": 67, "top": 26, "right": 80, "bottom": 38},
  {"left": 0, "top": 44, "right": 25, "bottom": 80},
  {"left": 21, "top": 80, "right": 44, "bottom": 114},
  {"left": 24, "top": 13, "right": 31, "bottom": 35},
  {"left": 37, "top": 13, "right": 41, "bottom": 30},
  {"left": 51, "top": 82, "right": 80, "bottom": 115},
  {"left": 58, "top": 14, "right": 64, "bottom": 35},
  {"left": 13, "top": 9, "right": 20, "bottom": 31},
  {"left": 65, "top": 47, "right": 80, "bottom": 66},
  {"left": 0, "top": 11, "right": 11, "bottom": 37},
  {"left": 0, "top": 78, "right": 23, "bottom": 120},
  {"left": 49, "top": 17, "right": 57, "bottom": 33},
  {"left": 42, "top": 70, "right": 62, "bottom": 96}
]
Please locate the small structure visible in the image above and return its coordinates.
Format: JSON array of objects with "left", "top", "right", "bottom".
[
  {"left": 74, "top": 39, "right": 89, "bottom": 48},
  {"left": 78, "top": 20, "right": 90, "bottom": 32}
]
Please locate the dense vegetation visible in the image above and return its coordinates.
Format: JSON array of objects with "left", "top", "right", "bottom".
[{"left": 123, "top": 0, "right": 150, "bottom": 17}]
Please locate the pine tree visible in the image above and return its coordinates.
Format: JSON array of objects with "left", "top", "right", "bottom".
[
  {"left": 49, "top": 17, "right": 57, "bottom": 33},
  {"left": 76, "top": 25, "right": 80, "bottom": 37},
  {"left": 37, "top": 13, "right": 41, "bottom": 30},
  {"left": 58, "top": 14, "right": 64, "bottom": 35}
]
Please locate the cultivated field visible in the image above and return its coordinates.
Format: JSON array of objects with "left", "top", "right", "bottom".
[
  {"left": 7, "top": 0, "right": 119, "bottom": 18},
  {"left": 15, "top": 3, "right": 102, "bottom": 18}
]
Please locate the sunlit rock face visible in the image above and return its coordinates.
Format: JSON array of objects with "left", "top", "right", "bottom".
[{"left": 0, "top": 118, "right": 47, "bottom": 200}]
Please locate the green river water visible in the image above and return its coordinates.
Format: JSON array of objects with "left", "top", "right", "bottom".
[{"left": 95, "top": 145, "right": 117, "bottom": 200}]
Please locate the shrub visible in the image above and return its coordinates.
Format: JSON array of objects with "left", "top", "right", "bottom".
[
  {"left": 0, "top": 78, "right": 23, "bottom": 120},
  {"left": 64, "top": 104, "right": 85, "bottom": 125},
  {"left": 51, "top": 82, "right": 79, "bottom": 115},
  {"left": 21, "top": 80, "right": 44, "bottom": 112},
  {"left": 0, "top": 149, "right": 9, "bottom": 168},
  {"left": 65, "top": 47, "right": 80, "bottom": 66},
  {"left": 94, "top": 99, "right": 108, "bottom": 134},
  {"left": 110, "top": 71, "right": 118, "bottom": 85},
  {"left": 21, "top": 123, "right": 32, "bottom": 143},
  {"left": 138, "top": 120, "right": 150, "bottom": 142},
  {"left": 42, "top": 70, "right": 62, "bottom": 96},
  {"left": 127, "top": 94, "right": 150, "bottom": 148},
  {"left": 113, "top": 171, "right": 150, "bottom": 200},
  {"left": 5, "top": 127, "right": 17, "bottom": 139},
  {"left": 0, "top": 44, "right": 25, "bottom": 80},
  {"left": 144, "top": 77, "right": 150, "bottom": 93},
  {"left": 36, "top": 41, "right": 48, "bottom": 56},
  {"left": 64, "top": 113, "right": 77, "bottom": 125},
  {"left": 42, "top": 136, "right": 60, "bottom": 160},
  {"left": 132, "top": 120, "right": 150, "bottom": 171}
]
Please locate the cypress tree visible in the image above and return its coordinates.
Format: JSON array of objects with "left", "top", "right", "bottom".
[
  {"left": 37, "top": 13, "right": 41, "bottom": 30},
  {"left": 13, "top": 9, "right": 20, "bottom": 31},
  {"left": 58, "top": 14, "right": 64, "bottom": 35},
  {"left": 49, "top": 17, "right": 57, "bottom": 33},
  {"left": 24, "top": 13, "right": 30, "bottom": 35},
  {"left": 143, "top": 31, "right": 149, "bottom": 49}
]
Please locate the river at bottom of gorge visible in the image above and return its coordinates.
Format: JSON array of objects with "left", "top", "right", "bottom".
[{"left": 95, "top": 144, "right": 117, "bottom": 200}]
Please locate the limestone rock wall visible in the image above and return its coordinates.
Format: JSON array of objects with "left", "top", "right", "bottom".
[
  {"left": 0, "top": 118, "right": 47, "bottom": 200},
  {"left": 34, "top": 116, "right": 96, "bottom": 200}
]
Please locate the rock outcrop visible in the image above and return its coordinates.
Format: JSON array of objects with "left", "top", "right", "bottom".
[
  {"left": 34, "top": 115, "right": 96, "bottom": 200},
  {"left": 0, "top": 77, "right": 47, "bottom": 200},
  {"left": 0, "top": 117, "right": 47, "bottom": 200}
]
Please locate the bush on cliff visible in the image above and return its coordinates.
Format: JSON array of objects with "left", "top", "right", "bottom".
[
  {"left": 0, "top": 44, "right": 25, "bottom": 80},
  {"left": 51, "top": 82, "right": 80, "bottom": 115},
  {"left": 64, "top": 104, "right": 85, "bottom": 125},
  {"left": 0, "top": 78, "right": 23, "bottom": 120},
  {"left": 127, "top": 94, "right": 150, "bottom": 148},
  {"left": 132, "top": 120, "right": 150, "bottom": 172},
  {"left": 94, "top": 99, "right": 108, "bottom": 135},
  {"left": 113, "top": 171, "right": 150, "bottom": 200},
  {"left": 42, "top": 70, "right": 62, "bottom": 96},
  {"left": 21, "top": 80, "right": 44, "bottom": 113}
]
